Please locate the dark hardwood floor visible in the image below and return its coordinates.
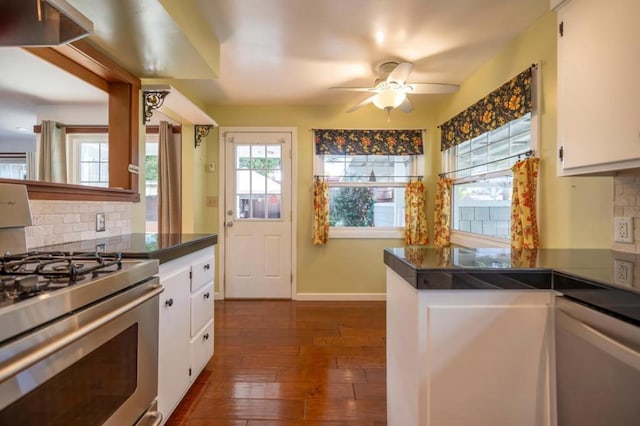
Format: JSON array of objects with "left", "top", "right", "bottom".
[{"left": 166, "top": 300, "right": 387, "bottom": 425}]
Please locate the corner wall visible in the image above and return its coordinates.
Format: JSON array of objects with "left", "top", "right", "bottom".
[{"left": 434, "top": 11, "right": 613, "bottom": 248}]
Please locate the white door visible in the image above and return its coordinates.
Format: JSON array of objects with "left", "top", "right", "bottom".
[{"left": 223, "top": 130, "right": 293, "bottom": 298}]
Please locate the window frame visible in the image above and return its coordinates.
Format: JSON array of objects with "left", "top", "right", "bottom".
[
  {"left": 0, "top": 153, "right": 28, "bottom": 180},
  {"left": 313, "top": 152, "right": 424, "bottom": 239},
  {"left": 67, "top": 133, "right": 110, "bottom": 187},
  {"left": 442, "top": 109, "right": 539, "bottom": 248}
]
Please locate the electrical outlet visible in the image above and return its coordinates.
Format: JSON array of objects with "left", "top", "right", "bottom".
[
  {"left": 96, "top": 213, "right": 106, "bottom": 232},
  {"left": 614, "top": 217, "right": 633, "bottom": 243},
  {"left": 613, "top": 260, "right": 633, "bottom": 287}
]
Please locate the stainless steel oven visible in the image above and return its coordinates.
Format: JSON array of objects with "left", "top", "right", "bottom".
[{"left": 0, "top": 254, "right": 163, "bottom": 426}]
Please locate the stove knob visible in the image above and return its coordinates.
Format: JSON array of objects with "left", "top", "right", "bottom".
[{"left": 165, "top": 298, "right": 174, "bottom": 307}]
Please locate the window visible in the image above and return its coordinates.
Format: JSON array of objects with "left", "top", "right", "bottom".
[
  {"left": 145, "top": 137, "right": 158, "bottom": 232},
  {"left": 313, "top": 128, "right": 424, "bottom": 239},
  {"left": 443, "top": 112, "right": 534, "bottom": 245},
  {"left": 235, "top": 144, "right": 282, "bottom": 220},
  {"left": 68, "top": 134, "right": 109, "bottom": 187},
  {"left": 438, "top": 66, "right": 537, "bottom": 247},
  {"left": 0, "top": 154, "right": 27, "bottom": 180}
]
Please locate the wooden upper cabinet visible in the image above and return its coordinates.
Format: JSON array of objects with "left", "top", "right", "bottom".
[{"left": 556, "top": 0, "right": 640, "bottom": 175}]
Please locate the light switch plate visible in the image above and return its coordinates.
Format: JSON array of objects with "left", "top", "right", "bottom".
[
  {"left": 96, "top": 212, "right": 106, "bottom": 232},
  {"left": 614, "top": 217, "right": 633, "bottom": 243}
]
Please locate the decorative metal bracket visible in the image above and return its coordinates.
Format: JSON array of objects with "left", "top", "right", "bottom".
[
  {"left": 195, "top": 125, "right": 214, "bottom": 148},
  {"left": 143, "top": 90, "right": 170, "bottom": 124}
]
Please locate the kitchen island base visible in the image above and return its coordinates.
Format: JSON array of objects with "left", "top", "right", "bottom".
[{"left": 386, "top": 268, "right": 555, "bottom": 426}]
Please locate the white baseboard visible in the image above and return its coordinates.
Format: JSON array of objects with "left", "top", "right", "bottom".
[
  {"left": 294, "top": 293, "right": 386, "bottom": 301},
  {"left": 214, "top": 292, "right": 386, "bottom": 301}
]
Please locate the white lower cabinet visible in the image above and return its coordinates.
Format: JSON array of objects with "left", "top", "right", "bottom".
[
  {"left": 386, "top": 268, "right": 555, "bottom": 426},
  {"left": 190, "top": 319, "right": 214, "bottom": 383},
  {"left": 158, "top": 247, "right": 215, "bottom": 424}
]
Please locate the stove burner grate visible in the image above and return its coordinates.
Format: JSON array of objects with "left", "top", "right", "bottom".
[{"left": 0, "top": 252, "right": 123, "bottom": 300}]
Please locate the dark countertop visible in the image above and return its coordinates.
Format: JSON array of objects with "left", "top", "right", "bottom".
[
  {"left": 35, "top": 233, "right": 217, "bottom": 264},
  {"left": 384, "top": 247, "right": 640, "bottom": 326}
]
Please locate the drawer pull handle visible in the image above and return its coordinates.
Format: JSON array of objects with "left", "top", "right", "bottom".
[
  {"left": 203, "top": 292, "right": 210, "bottom": 299},
  {"left": 203, "top": 333, "right": 210, "bottom": 341},
  {"left": 204, "top": 264, "right": 210, "bottom": 270},
  {"left": 165, "top": 298, "right": 174, "bottom": 307}
]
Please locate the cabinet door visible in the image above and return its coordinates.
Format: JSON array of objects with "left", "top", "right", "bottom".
[
  {"left": 157, "top": 268, "right": 191, "bottom": 419},
  {"left": 426, "top": 303, "right": 553, "bottom": 426},
  {"left": 190, "top": 319, "right": 214, "bottom": 382},
  {"left": 558, "top": 0, "right": 640, "bottom": 173}
]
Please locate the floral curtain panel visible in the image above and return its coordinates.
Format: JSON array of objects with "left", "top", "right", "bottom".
[
  {"left": 439, "top": 67, "right": 533, "bottom": 151},
  {"left": 433, "top": 177, "right": 453, "bottom": 247},
  {"left": 404, "top": 179, "right": 429, "bottom": 245},
  {"left": 510, "top": 157, "right": 540, "bottom": 249},
  {"left": 312, "top": 178, "right": 329, "bottom": 245},
  {"left": 314, "top": 129, "right": 424, "bottom": 155}
]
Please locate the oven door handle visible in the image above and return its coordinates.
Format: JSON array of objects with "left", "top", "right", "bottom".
[{"left": 0, "top": 284, "right": 164, "bottom": 383}]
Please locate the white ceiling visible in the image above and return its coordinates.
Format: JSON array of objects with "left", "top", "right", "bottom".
[
  {"left": 70, "top": 0, "right": 549, "bottom": 106},
  {"left": 0, "top": 0, "right": 549, "bottom": 143}
]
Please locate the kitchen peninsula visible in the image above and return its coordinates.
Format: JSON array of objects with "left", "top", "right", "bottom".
[{"left": 384, "top": 247, "right": 640, "bottom": 426}]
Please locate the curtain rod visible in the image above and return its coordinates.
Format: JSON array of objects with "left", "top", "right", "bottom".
[
  {"left": 438, "top": 150, "right": 534, "bottom": 178},
  {"left": 314, "top": 175, "right": 423, "bottom": 179},
  {"left": 311, "top": 128, "right": 426, "bottom": 132}
]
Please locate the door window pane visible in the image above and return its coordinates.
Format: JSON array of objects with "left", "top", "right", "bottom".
[
  {"left": 267, "top": 195, "right": 281, "bottom": 219},
  {"left": 235, "top": 144, "right": 282, "bottom": 221}
]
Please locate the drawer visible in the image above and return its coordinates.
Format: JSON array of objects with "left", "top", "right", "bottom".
[
  {"left": 191, "top": 282, "right": 214, "bottom": 336},
  {"left": 190, "top": 319, "right": 214, "bottom": 382},
  {"left": 191, "top": 256, "right": 214, "bottom": 292}
]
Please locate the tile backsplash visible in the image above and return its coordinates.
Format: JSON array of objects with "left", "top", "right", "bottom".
[
  {"left": 613, "top": 169, "right": 640, "bottom": 253},
  {"left": 26, "top": 200, "right": 131, "bottom": 249}
]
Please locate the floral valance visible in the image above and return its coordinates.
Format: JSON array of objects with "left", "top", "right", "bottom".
[
  {"left": 314, "top": 129, "right": 424, "bottom": 156},
  {"left": 439, "top": 66, "right": 533, "bottom": 151}
]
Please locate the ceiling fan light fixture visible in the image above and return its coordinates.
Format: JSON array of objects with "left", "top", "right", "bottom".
[{"left": 372, "top": 88, "right": 406, "bottom": 110}]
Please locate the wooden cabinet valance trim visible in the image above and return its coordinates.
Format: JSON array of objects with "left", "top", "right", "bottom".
[{"left": 0, "top": 178, "right": 140, "bottom": 202}]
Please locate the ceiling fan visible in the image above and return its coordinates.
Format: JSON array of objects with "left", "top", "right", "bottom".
[{"left": 330, "top": 61, "right": 459, "bottom": 116}]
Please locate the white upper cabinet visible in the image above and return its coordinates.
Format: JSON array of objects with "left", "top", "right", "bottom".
[{"left": 556, "top": 0, "right": 640, "bottom": 175}]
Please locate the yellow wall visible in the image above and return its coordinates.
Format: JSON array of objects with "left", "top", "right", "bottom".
[
  {"left": 205, "top": 104, "right": 438, "bottom": 295},
  {"left": 435, "top": 11, "right": 612, "bottom": 248},
  {"left": 198, "top": 11, "right": 613, "bottom": 295}
]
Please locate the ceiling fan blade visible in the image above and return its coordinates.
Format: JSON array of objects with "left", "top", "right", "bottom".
[
  {"left": 329, "top": 86, "right": 375, "bottom": 92},
  {"left": 409, "top": 83, "right": 460, "bottom": 94},
  {"left": 347, "top": 95, "right": 376, "bottom": 112},
  {"left": 386, "top": 62, "right": 413, "bottom": 85},
  {"left": 398, "top": 97, "right": 413, "bottom": 113}
]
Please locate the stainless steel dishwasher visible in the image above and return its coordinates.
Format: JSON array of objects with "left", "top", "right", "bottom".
[{"left": 555, "top": 297, "right": 640, "bottom": 425}]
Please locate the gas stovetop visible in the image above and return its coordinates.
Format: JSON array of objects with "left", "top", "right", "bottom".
[
  {"left": 0, "top": 252, "right": 159, "bottom": 345},
  {"left": 0, "top": 252, "right": 123, "bottom": 305}
]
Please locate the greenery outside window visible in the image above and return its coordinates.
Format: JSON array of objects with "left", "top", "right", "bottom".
[
  {"left": 145, "top": 136, "right": 159, "bottom": 232},
  {"left": 314, "top": 153, "right": 423, "bottom": 239}
]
